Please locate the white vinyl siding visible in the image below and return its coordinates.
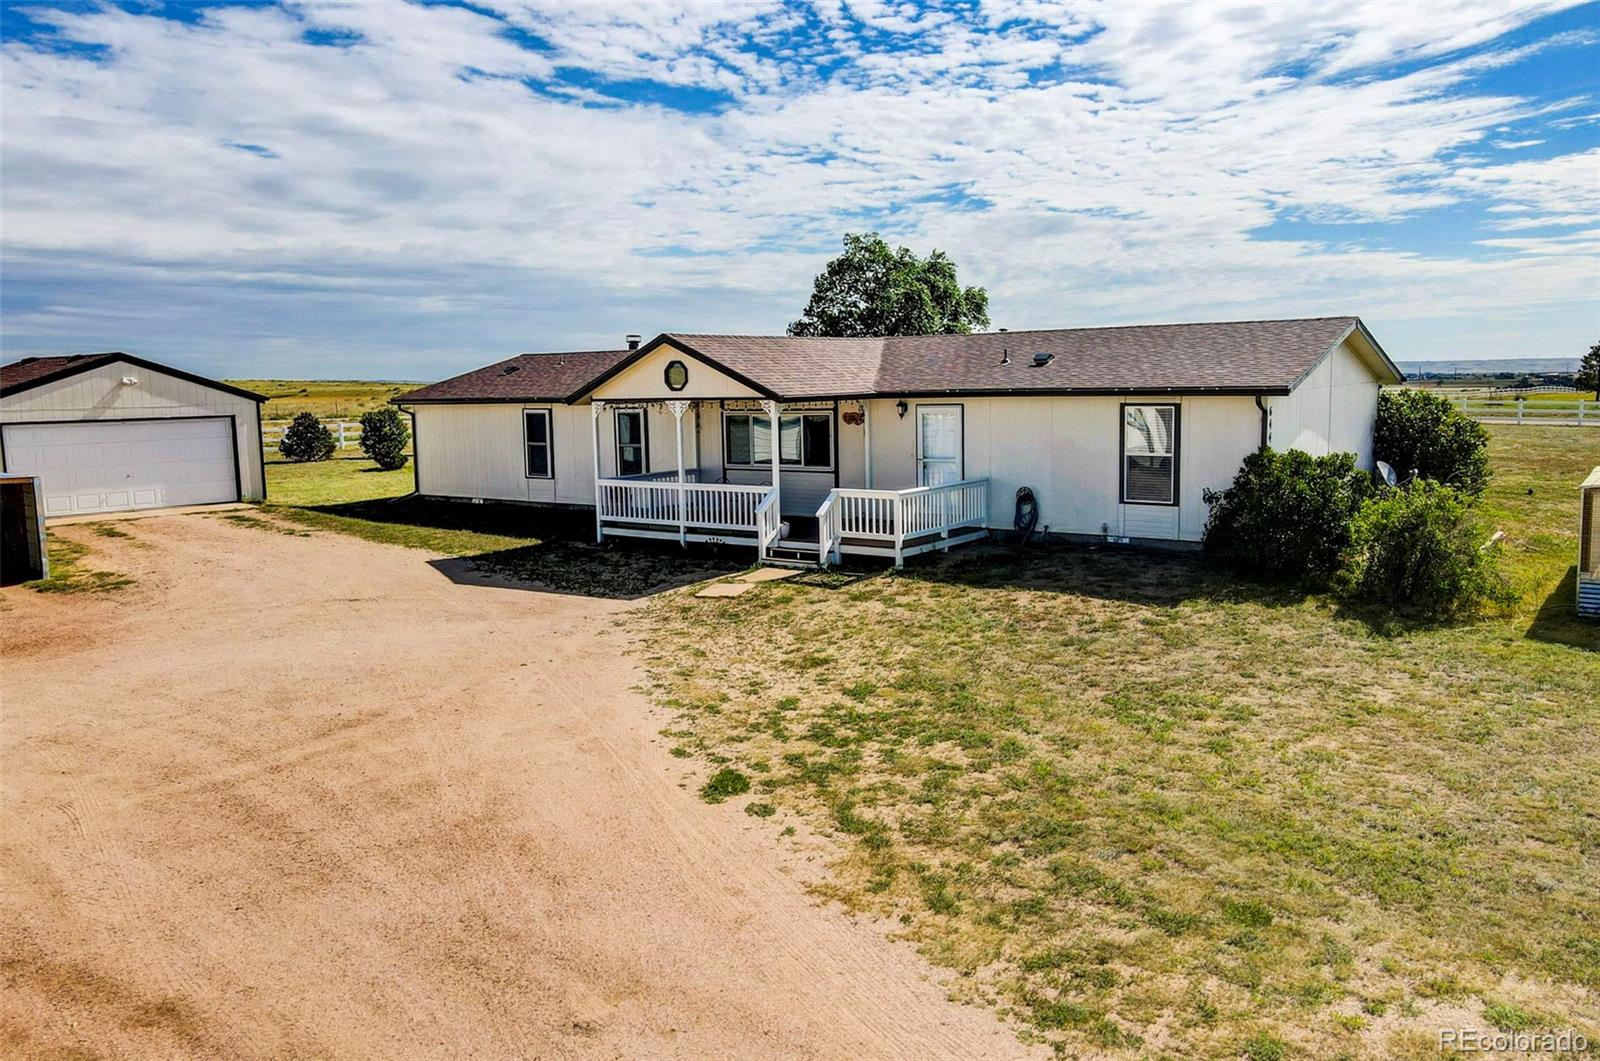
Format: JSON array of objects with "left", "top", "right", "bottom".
[
  {"left": 1266, "top": 337, "right": 1380, "bottom": 467},
  {"left": 863, "top": 394, "right": 1261, "bottom": 543}
]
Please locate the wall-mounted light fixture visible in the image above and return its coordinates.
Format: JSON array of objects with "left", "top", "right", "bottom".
[{"left": 895, "top": 400, "right": 908, "bottom": 419}]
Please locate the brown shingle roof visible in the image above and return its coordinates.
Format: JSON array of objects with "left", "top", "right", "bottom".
[
  {"left": 1, "top": 352, "right": 266, "bottom": 402},
  {"left": 405, "top": 317, "right": 1398, "bottom": 406},
  {"left": 396, "top": 349, "right": 634, "bottom": 403},
  {"left": 660, "top": 317, "right": 1393, "bottom": 400}
]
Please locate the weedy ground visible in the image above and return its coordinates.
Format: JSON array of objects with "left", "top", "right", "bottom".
[{"left": 639, "top": 426, "right": 1599, "bottom": 1059}]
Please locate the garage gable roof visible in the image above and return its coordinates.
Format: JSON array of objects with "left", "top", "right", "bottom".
[{"left": 0, "top": 353, "right": 267, "bottom": 402}]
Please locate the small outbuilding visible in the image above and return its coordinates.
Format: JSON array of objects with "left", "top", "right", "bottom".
[
  {"left": 0, "top": 353, "right": 266, "bottom": 517},
  {"left": 1580, "top": 466, "right": 1600, "bottom": 618},
  {"left": 0, "top": 474, "right": 48, "bottom": 584}
]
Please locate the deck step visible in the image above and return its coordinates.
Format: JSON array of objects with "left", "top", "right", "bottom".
[{"left": 761, "top": 547, "right": 820, "bottom": 568}]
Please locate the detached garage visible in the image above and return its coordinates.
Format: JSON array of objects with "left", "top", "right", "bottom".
[{"left": 0, "top": 353, "right": 266, "bottom": 517}]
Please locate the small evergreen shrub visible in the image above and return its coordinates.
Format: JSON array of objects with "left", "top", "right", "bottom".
[
  {"left": 358, "top": 407, "right": 410, "bottom": 470},
  {"left": 1343, "top": 481, "right": 1508, "bottom": 620},
  {"left": 1374, "top": 389, "right": 1490, "bottom": 495},
  {"left": 1202, "top": 449, "right": 1372, "bottom": 584},
  {"left": 278, "top": 412, "right": 336, "bottom": 462}
]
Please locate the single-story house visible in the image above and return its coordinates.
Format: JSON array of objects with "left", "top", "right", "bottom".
[
  {"left": 396, "top": 317, "right": 1402, "bottom": 566},
  {"left": 0, "top": 353, "right": 267, "bottom": 517}
]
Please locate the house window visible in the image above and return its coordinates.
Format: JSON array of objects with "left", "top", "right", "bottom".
[
  {"left": 615, "top": 408, "right": 647, "bottom": 476},
  {"left": 524, "top": 409, "right": 552, "bottom": 479},
  {"left": 724, "top": 411, "right": 832, "bottom": 470},
  {"left": 1121, "top": 404, "right": 1179, "bottom": 505}
]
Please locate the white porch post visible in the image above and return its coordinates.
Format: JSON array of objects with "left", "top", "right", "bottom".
[
  {"left": 863, "top": 400, "right": 873, "bottom": 489},
  {"left": 591, "top": 400, "right": 605, "bottom": 543},
  {"left": 761, "top": 399, "right": 780, "bottom": 530},
  {"left": 668, "top": 399, "right": 690, "bottom": 547}
]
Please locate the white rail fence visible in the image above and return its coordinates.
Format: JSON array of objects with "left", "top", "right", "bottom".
[
  {"left": 262, "top": 418, "right": 364, "bottom": 450},
  {"left": 819, "top": 478, "right": 990, "bottom": 567},
  {"left": 1451, "top": 399, "right": 1597, "bottom": 426}
]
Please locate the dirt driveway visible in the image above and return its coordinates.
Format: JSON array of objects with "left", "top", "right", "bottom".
[{"left": 1, "top": 514, "right": 1036, "bottom": 1060}]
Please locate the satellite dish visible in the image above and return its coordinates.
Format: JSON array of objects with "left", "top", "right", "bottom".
[{"left": 1376, "top": 460, "right": 1399, "bottom": 488}]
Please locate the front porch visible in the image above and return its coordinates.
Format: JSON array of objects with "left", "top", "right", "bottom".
[{"left": 589, "top": 398, "right": 989, "bottom": 567}]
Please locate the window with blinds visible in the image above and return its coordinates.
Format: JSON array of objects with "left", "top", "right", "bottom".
[{"left": 1121, "top": 404, "right": 1178, "bottom": 505}]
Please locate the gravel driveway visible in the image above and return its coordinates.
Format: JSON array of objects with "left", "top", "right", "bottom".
[{"left": 0, "top": 514, "right": 1037, "bottom": 1059}]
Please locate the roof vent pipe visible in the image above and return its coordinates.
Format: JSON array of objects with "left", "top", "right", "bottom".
[
  {"left": 1000, "top": 347, "right": 1010, "bottom": 365},
  {"left": 625, "top": 334, "right": 641, "bottom": 351}
]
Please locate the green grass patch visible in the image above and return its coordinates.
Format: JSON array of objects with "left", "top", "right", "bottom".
[
  {"left": 700, "top": 768, "right": 751, "bottom": 804},
  {"left": 265, "top": 455, "right": 413, "bottom": 506},
  {"left": 26, "top": 535, "right": 134, "bottom": 594},
  {"left": 640, "top": 427, "right": 1600, "bottom": 1057}
]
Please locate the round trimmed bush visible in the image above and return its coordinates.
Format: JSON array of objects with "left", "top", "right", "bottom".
[
  {"left": 358, "top": 408, "right": 410, "bottom": 470},
  {"left": 278, "top": 412, "right": 336, "bottom": 462},
  {"left": 1374, "top": 389, "right": 1490, "bottom": 495},
  {"left": 1202, "top": 449, "right": 1373, "bottom": 584},
  {"left": 1343, "top": 481, "right": 1508, "bottom": 620}
]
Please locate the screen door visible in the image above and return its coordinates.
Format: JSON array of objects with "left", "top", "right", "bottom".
[{"left": 916, "top": 405, "right": 962, "bottom": 486}]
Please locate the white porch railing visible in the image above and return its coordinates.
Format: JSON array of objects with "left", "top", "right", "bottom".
[
  {"left": 596, "top": 479, "right": 768, "bottom": 532},
  {"left": 816, "top": 492, "right": 840, "bottom": 567},
  {"left": 619, "top": 468, "right": 702, "bottom": 483},
  {"left": 818, "top": 478, "right": 990, "bottom": 567},
  {"left": 755, "top": 490, "right": 782, "bottom": 562}
]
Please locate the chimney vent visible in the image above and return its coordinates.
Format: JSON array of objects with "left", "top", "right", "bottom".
[{"left": 625, "top": 334, "right": 641, "bottom": 351}]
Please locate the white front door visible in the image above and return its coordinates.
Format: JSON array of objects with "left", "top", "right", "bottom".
[
  {"left": 2, "top": 418, "right": 238, "bottom": 516},
  {"left": 916, "top": 405, "right": 962, "bottom": 487}
]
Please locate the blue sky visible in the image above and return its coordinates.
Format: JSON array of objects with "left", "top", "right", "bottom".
[{"left": 2, "top": 0, "right": 1597, "bottom": 380}]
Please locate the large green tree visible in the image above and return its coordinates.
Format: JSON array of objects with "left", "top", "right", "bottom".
[
  {"left": 788, "top": 232, "right": 989, "bottom": 337},
  {"left": 1579, "top": 340, "right": 1600, "bottom": 399}
]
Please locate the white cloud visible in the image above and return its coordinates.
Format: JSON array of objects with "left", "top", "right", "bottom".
[{"left": 0, "top": 0, "right": 1596, "bottom": 373}]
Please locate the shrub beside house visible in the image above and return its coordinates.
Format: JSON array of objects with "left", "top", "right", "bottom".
[{"left": 1203, "top": 390, "right": 1502, "bottom": 620}]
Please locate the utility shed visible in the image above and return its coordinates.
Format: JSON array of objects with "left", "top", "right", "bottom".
[
  {"left": 1, "top": 474, "right": 48, "bottom": 584},
  {"left": 1580, "top": 466, "right": 1600, "bottom": 618},
  {"left": 0, "top": 353, "right": 266, "bottom": 517}
]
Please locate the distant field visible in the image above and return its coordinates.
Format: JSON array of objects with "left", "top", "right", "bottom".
[{"left": 227, "top": 379, "right": 421, "bottom": 420}]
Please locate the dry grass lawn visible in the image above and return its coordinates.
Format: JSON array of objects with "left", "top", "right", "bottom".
[{"left": 640, "top": 426, "right": 1599, "bottom": 1059}]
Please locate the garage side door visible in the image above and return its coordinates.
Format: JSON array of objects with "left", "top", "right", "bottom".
[{"left": 2, "top": 418, "right": 238, "bottom": 516}]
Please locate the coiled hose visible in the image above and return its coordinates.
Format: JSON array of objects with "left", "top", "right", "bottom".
[{"left": 1014, "top": 486, "right": 1039, "bottom": 547}]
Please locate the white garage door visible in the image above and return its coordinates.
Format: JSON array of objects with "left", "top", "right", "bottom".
[{"left": 3, "top": 418, "right": 238, "bottom": 517}]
